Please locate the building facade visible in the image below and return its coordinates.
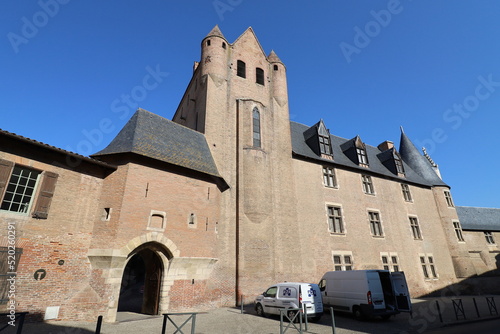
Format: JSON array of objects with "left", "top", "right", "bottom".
[{"left": 1, "top": 26, "right": 499, "bottom": 322}]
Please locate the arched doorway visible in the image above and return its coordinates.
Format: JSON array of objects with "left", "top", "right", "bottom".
[{"left": 118, "top": 247, "right": 163, "bottom": 314}]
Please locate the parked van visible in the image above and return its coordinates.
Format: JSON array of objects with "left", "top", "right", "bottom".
[
  {"left": 319, "top": 270, "right": 411, "bottom": 320},
  {"left": 254, "top": 282, "right": 323, "bottom": 322}
]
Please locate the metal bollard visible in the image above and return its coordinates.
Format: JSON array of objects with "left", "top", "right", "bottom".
[
  {"left": 95, "top": 315, "right": 103, "bottom": 334},
  {"left": 330, "top": 307, "right": 336, "bottom": 334}
]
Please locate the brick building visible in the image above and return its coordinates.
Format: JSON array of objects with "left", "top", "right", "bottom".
[{"left": 1, "top": 26, "right": 499, "bottom": 322}]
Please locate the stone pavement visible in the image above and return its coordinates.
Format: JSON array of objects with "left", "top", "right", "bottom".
[{"left": 3, "top": 295, "right": 499, "bottom": 334}]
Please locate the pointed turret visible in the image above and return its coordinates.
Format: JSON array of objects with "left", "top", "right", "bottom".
[
  {"left": 200, "top": 25, "right": 229, "bottom": 81},
  {"left": 268, "top": 50, "right": 284, "bottom": 65},
  {"left": 268, "top": 51, "right": 288, "bottom": 106},
  {"left": 205, "top": 25, "right": 226, "bottom": 40},
  {"left": 399, "top": 129, "right": 447, "bottom": 186}
]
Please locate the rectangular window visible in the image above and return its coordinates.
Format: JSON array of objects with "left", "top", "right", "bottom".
[
  {"left": 369, "top": 211, "right": 383, "bottom": 236},
  {"left": 237, "top": 60, "right": 246, "bottom": 78},
  {"left": 0, "top": 160, "right": 58, "bottom": 219},
  {"left": 381, "top": 253, "right": 400, "bottom": 272},
  {"left": 256, "top": 67, "right": 264, "bottom": 85},
  {"left": 409, "top": 217, "right": 422, "bottom": 240},
  {"left": 394, "top": 155, "right": 404, "bottom": 174},
  {"left": 485, "top": 232, "right": 495, "bottom": 245},
  {"left": 323, "top": 167, "right": 337, "bottom": 188},
  {"left": 401, "top": 184, "right": 412, "bottom": 202},
  {"left": 319, "top": 135, "right": 332, "bottom": 155},
  {"left": 444, "top": 191, "right": 454, "bottom": 207},
  {"left": 362, "top": 175, "right": 374, "bottom": 194},
  {"left": 356, "top": 147, "right": 368, "bottom": 165},
  {"left": 327, "top": 206, "right": 344, "bottom": 234},
  {"left": 453, "top": 221, "right": 465, "bottom": 242},
  {"left": 420, "top": 254, "right": 438, "bottom": 279},
  {"left": 1, "top": 165, "right": 40, "bottom": 214},
  {"left": 332, "top": 252, "right": 353, "bottom": 271}
]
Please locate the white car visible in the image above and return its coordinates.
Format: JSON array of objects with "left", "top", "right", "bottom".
[{"left": 254, "top": 282, "right": 323, "bottom": 322}]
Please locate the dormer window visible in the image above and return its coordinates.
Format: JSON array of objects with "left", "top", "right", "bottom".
[
  {"left": 319, "top": 134, "right": 332, "bottom": 155},
  {"left": 317, "top": 120, "right": 332, "bottom": 157},
  {"left": 356, "top": 147, "right": 368, "bottom": 165},
  {"left": 303, "top": 120, "right": 333, "bottom": 158},
  {"left": 351, "top": 136, "right": 369, "bottom": 167},
  {"left": 394, "top": 151, "right": 405, "bottom": 174},
  {"left": 237, "top": 60, "right": 246, "bottom": 78}
]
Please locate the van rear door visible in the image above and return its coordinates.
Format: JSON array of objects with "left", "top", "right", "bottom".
[
  {"left": 300, "top": 284, "right": 323, "bottom": 315},
  {"left": 391, "top": 272, "right": 412, "bottom": 312}
]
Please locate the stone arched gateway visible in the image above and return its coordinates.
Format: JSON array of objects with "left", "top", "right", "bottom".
[{"left": 87, "top": 232, "right": 218, "bottom": 322}]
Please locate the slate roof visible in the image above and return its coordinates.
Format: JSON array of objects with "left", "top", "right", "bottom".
[
  {"left": 290, "top": 121, "right": 445, "bottom": 188},
  {"left": 92, "top": 109, "right": 223, "bottom": 179},
  {"left": 399, "top": 130, "right": 448, "bottom": 186},
  {"left": 456, "top": 206, "right": 500, "bottom": 231}
]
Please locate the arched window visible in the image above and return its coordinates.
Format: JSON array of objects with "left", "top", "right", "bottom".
[
  {"left": 253, "top": 107, "right": 261, "bottom": 148},
  {"left": 256, "top": 68, "right": 264, "bottom": 85},
  {"left": 237, "top": 60, "right": 246, "bottom": 78}
]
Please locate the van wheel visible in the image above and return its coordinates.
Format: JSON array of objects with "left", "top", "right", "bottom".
[
  {"left": 353, "top": 306, "right": 364, "bottom": 321},
  {"left": 287, "top": 309, "right": 299, "bottom": 322},
  {"left": 255, "top": 303, "right": 266, "bottom": 317}
]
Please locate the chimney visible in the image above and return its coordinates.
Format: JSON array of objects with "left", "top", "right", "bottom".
[{"left": 377, "top": 140, "right": 394, "bottom": 152}]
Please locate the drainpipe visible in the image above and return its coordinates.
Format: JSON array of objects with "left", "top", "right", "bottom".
[{"left": 235, "top": 99, "right": 241, "bottom": 306}]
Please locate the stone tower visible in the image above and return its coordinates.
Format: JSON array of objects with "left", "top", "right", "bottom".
[{"left": 172, "top": 26, "right": 300, "bottom": 298}]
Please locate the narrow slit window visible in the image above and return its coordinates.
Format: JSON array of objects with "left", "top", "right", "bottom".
[{"left": 252, "top": 107, "right": 261, "bottom": 148}]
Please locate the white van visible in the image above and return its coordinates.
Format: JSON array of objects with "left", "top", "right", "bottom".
[
  {"left": 319, "top": 270, "right": 411, "bottom": 320},
  {"left": 254, "top": 282, "right": 323, "bottom": 322}
]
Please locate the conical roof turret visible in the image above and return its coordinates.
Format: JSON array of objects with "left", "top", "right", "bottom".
[
  {"left": 268, "top": 50, "right": 283, "bottom": 64},
  {"left": 399, "top": 129, "right": 447, "bottom": 186},
  {"left": 205, "top": 25, "right": 226, "bottom": 40}
]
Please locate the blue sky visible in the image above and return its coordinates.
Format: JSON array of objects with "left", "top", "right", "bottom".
[{"left": 1, "top": 1, "right": 500, "bottom": 208}]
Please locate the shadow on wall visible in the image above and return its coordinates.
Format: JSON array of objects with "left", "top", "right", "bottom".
[
  {"left": 423, "top": 253, "right": 500, "bottom": 297},
  {"left": 0, "top": 312, "right": 96, "bottom": 334}
]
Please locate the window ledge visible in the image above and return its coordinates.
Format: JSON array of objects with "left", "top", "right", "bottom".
[{"left": 329, "top": 232, "right": 346, "bottom": 236}]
